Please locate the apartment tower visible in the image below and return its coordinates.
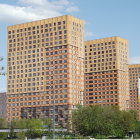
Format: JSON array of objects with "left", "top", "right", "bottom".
[
  {"left": 84, "top": 37, "right": 129, "bottom": 110},
  {"left": 129, "top": 64, "right": 140, "bottom": 118},
  {"left": 7, "top": 15, "right": 84, "bottom": 127}
]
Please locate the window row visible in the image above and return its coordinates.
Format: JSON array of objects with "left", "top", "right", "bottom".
[
  {"left": 85, "top": 86, "right": 118, "bottom": 90},
  {"left": 88, "top": 99, "right": 118, "bottom": 103},
  {"left": 8, "top": 95, "right": 67, "bottom": 102},
  {"left": 85, "top": 66, "right": 116, "bottom": 72},
  {"left": 8, "top": 21, "right": 66, "bottom": 34},
  {"left": 9, "top": 100, "right": 68, "bottom": 107},
  {"left": 8, "top": 90, "right": 68, "bottom": 97},
  {"left": 85, "top": 42, "right": 115, "bottom": 48},
  {"left": 88, "top": 95, "right": 117, "bottom": 99},
  {"left": 8, "top": 30, "right": 67, "bottom": 40}
]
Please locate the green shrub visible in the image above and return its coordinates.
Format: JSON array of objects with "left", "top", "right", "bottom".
[{"left": 0, "top": 132, "right": 7, "bottom": 140}]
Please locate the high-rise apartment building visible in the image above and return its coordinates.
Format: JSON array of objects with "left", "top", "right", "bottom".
[
  {"left": 84, "top": 37, "right": 129, "bottom": 110},
  {"left": 129, "top": 64, "right": 140, "bottom": 118},
  {"left": 7, "top": 15, "right": 84, "bottom": 127}
]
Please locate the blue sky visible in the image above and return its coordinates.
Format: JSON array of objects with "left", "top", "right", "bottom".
[{"left": 0, "top": 0, "right": 140, "bottom": 92}]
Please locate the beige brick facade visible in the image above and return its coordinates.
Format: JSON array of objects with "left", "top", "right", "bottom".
[
  {"left": 84, "top": 37, "right": 129, "bottom": 110},
  {"left": 129, "top": 64, "right": 140, "bottom": 118},
  {"left": 7, "top": 15, "right": 84, "bottom": 127}
]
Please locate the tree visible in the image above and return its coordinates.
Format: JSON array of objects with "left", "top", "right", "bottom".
[
  {"left": 72, "top": 105, "right": 137, "bottom": 138},
  {"left": 42, "top": 118, "right": 52, "bottom": 130},
  {"left": 0, "top": 57, "right": 5, "bottom": 76},
  {"left": 7, "top": 119, "right": 44, "bottom": 139},
  {"left": 136, "top": 121, "right": 140, "bottom": 136},
  {"left": 15, "top": 119, "right": 43, "bottom": 138},
  {"left": 42, "top": 118, "right": 53, "bottom": 137},
  {"left": 9, "top": 120, "right": 17, "bottom": 138},
  {"left": 0, "top": 118, "right": 7, "bottom": 128},
  {"left": 0, "top": 118, "right": 7, "bottom": 139},
  {"left": 7, "top": 118, "right": 53, "bottom": 139},
  {"left": 25, "top": 119, "right": 43, "bottom": 138}
]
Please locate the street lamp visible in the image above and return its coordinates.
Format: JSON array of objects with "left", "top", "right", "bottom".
[
  {"left": 78, "top": 56, "right": 84, "bottom": 106},
  {"left": 47, "top": 81, "right": 55, "bottom": 139},
  {"left": 52, "top": 89, "right": 55, "bottom": 139},
  {"left": 80, "top": 91, "right": 84, "bottom": 105}
]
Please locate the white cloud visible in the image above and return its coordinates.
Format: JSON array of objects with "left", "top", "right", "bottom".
[
  {"left": 18, "top": 0, "right": 46, "bottom": 6},
  {"left": 129, "top": 56, "right": 140, "bottom": 64},
  {"left": 52, "top": 0, "right": 70, "bottom": 6},
  {"left": 85, "top": 31, "right": 94, "bottom": 37},
  {"left": 0, "top": 0, "right": 79, "bottom": 24},
  {"left": 66, "top": 6, "right": 79, "bottom": 12},
  {"left": 0, "top": 88, "right": 6, "bottom": 93},
  {"left": 85, "top": 30, "right": 98, "bottom": 37}
]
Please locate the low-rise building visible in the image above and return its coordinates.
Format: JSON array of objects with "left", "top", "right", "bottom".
[{"left": 0, "top": 92, "right": 6, "bottom": 118}]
